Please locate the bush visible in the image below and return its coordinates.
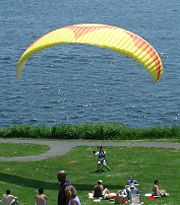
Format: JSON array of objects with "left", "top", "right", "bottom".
[{"left": 0, "top": 123, "right": 180, "bottom": 140}]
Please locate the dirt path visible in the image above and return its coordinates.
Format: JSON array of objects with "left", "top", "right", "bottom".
[{"left": 0, "top": 139, "right": 179, "bottom": 162}]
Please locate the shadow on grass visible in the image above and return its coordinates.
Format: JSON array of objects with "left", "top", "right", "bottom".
[
  {"left": 0, "top": 172, "right": 124, "bottom": 191},
  {"left": 0, "top": 172, "right": 57, "bottom": 190}
]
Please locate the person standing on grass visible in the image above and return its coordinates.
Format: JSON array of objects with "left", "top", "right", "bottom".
[
  {"left": 57, "top": 170, "right": 71, "bottom": 205},
  {"left": 35, "top": 188, "right": 47, "bottom": 205},
  {"left": 93, "top": 146, "right": 111, "bottom": 172}
]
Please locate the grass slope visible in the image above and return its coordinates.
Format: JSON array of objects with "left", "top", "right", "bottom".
[
  {"left": 0, "top": 145, "right": 179, "bottom": 205},
  {"left": 0, "top": 143, "right": 49, "bottom": 157}
]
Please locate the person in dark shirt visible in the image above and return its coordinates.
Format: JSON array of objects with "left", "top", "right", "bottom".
[{"left": 57, "top": 170, "right": 70, "bottom": 205}]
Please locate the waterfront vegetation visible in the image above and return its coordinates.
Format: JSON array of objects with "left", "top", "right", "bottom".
[
  {"left": 0, "top": 145, "right": 180, "bottom": 204},
  {"left": 0, "top": 123, "right": 180, "bottom": 141}
]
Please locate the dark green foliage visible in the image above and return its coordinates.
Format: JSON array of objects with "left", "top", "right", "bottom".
[
  {"left": 144, "top": 125, "right": 180, "bottom": 139},
  {"left": 0, "top": 126, "right": 31, "bottom": 138},
  {"left": 28, "top": 126, "right": 51, "bottom": 138},
  {"left": 0, "top": 123, "right": 180, "bottom": 139}
]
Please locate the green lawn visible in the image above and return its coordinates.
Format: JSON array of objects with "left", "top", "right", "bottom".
[
  {"left": 0, "top": 145, "right": 179, "bottom": 205},
  {"left": 0, "top": 143, "right": 49, "bottom": 157}
]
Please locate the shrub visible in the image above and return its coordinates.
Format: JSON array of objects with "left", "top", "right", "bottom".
[{"left": 0, "top": 123, "right": 180, "bottom": 140}]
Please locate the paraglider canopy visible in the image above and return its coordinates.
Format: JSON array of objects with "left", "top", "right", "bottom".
[{"left": 16, "top": 23, "right": 163, "bottom": 81}]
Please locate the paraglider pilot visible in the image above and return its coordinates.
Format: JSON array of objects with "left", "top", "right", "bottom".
[{"left": 93, "top": 146, "right": 111, "bottom": 172}]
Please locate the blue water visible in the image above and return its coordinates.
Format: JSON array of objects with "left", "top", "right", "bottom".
[{"left": 1, "top": 0, "right": 180, "bottom": 128}]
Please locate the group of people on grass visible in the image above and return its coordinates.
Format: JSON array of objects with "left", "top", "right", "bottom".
[
  {"left": 91, "top": 176, "right": 140, "bottom": 203},
  {"left": 0, "top": 146, "right": 168, "bottom": 205},
  {"left": 0, "top": 171, "right": 168, "bottom": 205},
  {"left": 92, "top": 176, "right": 168, "bottom": 204},
  {"left": 92, "top": 146, "right": 168, "bottom": 199},
  {"left": 0, "top": 170, "right": 80, "bottom": 205},
  {"left": 0, "top": 188, "right": 47, "bottom": 205}
]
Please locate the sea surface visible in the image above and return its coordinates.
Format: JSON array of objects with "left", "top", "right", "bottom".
[{"left": 1, "top": 0, "right": 180, "bottom": 128}]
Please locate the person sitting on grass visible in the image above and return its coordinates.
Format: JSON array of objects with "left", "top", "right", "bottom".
[
  {"left": 35, "top": 188, "right": 47, "bottom": 205},
  {"left": 123, "top": 184, "right": 140, "bottom": 201},
  {"left": 152, "top": 179, "right": 168, "bottom": 197},
  {"left": 93, "top": 146, "right": 111, "bottom": 172},
  {"left": 127, "top": 176, "right": 139, "bottom": 187},
  {"left": 1, "top": 189, "right": 19, "bottom": 205},
  {"left": 93, "top": 180, "right": 109, "bottom": 199}
]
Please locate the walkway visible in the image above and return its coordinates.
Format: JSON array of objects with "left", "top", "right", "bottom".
[{"left": 0, "top": 139, "right": 179, "bottom": 162}]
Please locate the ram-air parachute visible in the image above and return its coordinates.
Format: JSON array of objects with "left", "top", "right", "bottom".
[{"left": 16, "top": 24, "right": 163, "bottom": 81}]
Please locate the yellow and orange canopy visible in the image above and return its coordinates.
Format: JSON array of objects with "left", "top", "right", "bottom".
[{"left": 16, "top": 24, "right": 163, "bottom": 81}]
